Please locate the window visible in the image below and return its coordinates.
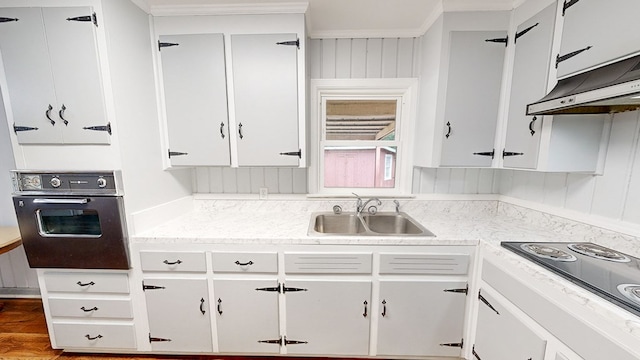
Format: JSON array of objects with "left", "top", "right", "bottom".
[{"left": 309, "top": 79, "right": 418, "bottom": 195}]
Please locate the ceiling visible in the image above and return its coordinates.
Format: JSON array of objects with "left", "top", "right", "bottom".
[{"left": 134, "top": 0, "right": 519, "bottom": 38}]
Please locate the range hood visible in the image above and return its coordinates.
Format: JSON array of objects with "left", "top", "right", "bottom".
[{"left": 527, "top": 54, "right": 640, "bottom": 115}]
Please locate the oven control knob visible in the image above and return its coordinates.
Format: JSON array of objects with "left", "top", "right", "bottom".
[
  {"left": 50, "top": 177, "right": 61, "bottom": 188},
  {"left": 97, "top": 177, "right": 107, "bottom": 188}
]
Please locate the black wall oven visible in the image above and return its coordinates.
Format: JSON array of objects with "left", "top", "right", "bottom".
[{"left": 11, "top": 171, "right": 130, "bottom": 269}]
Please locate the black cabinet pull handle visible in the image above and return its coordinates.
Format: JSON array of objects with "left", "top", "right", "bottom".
[
  {"left": 85, "top": 334, "right": 103, "bottom": 340},
  {"left": 363, "top": 301, "right": 368, "bottom": 318},
  {"left": 46, "top": 104, "right": 55, "bottom": 125},
  {"left": 163, "top": 259, "right": 182, "bottom": 265},
  {"left": 217, "top": 298, "right": 223, "bottom": 315},
  {"left": 445, "top": 121, "right": 451, "bottom": 138},
  {"left": 80, "top": 306, "right": 98, "bottom": 312},
  {"left": 220, "top": 122, "right": 225, "bottom": 139},
  {"left": 77, "top": 281, "right": 95, "bottom": 287},
  {"left": 59, "top": 104, "right": 68, "bottom": 126},
  {"left": 238, "top": 122, "right": 244, "bottom": 139},
  {"left": 235, "top": 260, "right": 254, "bottom": 266},
  {"left": 381, "top": 300, "right": 387, "bottom": 317},
  {"left": 200, "top": 298, "right": 206, "bottom": 315},
  {"left": 529, "top": 116, "right": 537, "bottom": 136}
]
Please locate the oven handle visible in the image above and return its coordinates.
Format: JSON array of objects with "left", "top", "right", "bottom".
[{"left": 33, "top": 198, "right": 89, "bottom": 205}]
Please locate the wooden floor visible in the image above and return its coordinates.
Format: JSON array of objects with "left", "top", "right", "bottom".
[{"left": 0, "top": 299, "right": 362, "bottom": 360}]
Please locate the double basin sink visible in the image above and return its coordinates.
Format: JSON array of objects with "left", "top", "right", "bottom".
[{"left": 309, "top": 212, "right": 435, "bottom": 237}]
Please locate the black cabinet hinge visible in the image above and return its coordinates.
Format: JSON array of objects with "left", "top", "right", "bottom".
[
  {"left": 514, "top": 23, "right": 539, "bottom": 43},
  {"left": 562, "top": 0, "right": 580, "bottom": 16},
  {"left": 67, "top": 12, "right": 98, "bottom": 27},
  {"left": 143, "top": 282, "right": 166, "bottom": 291},
  {"left": 556, "top": 46, "right": 592, "bottom": 68},
  {"left": 158, "top": 41, "right": 179, "bottom": 51},
  {"left": 256, "top": 283, "right": 282, "bottom": 293},
  {"left": 282, "top": 284, "right": 308, "bottom": 293},
  {"left": 502, "top": 150, "right": 524, "bottom": 158},
  {"left": 83, "top": 122, "right": 112, "bottom": 135},
  {"left": 258, "top": 336, "right": 283, "bottom": 345},
  {"left": 168, "top": 150, "right": 188, "bottom": 158},
  {"left": 444, "top": 284, "right": 468, "bottom": 295},
  {"left": 280, "top": 149, "right": 302, "bottom": 159},
  {"left": 472, "top": 345, "right": 482, "bottom": 360},
  {"left": 478, "top": 291, "right": 500, "bottom": 315},
  {"left": 149, "top": 333, "right": 171, "bottom": 342},
  {"left": 485, "top": 36, "right": 508, "bottom": 47},
  {"left": 284, "top": 336, "right": 308, "bottom": 346},
  {"left": 276, "top": 38, "right": 300, "bottom": 49},
  {"left": 440, "top": 339, "right": 464, "bottom": 348},
  {"left": 473, "top": 149, "right": 495, "bottom": 159},
  {"left": 0, "top": 17, "right": 18, "bottom": 23},
  {"left": 13, "top": 124, "right": 38, "bottom": 133}
]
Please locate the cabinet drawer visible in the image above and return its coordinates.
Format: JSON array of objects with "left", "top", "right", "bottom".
[
  {"left": 53, "top": 322, "right": 136, "bottom": 349},
  {"left": 284, "top": 253, "right": 372, "bottom": 274},
  {"left": 44, "top": 272, "right": 129, "bottom": 294},
  {"left": 379, "top": 253, "right": 469, "bottom": 275},
  {"left": 49, "top": 298, "right": 132, "bottom": 319},
  {"left": 140, "top": 251, "right": 206, "bottom": 272},
  {"left": 212, "top": 252, "right": 278, "bottom": 273}
]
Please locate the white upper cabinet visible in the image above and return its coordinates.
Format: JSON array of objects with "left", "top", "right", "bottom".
[
  {"left": 440, "top": 30, "right": 507, "bottom": 167},
  {"left": 159, "top": 33, "right": 230, "bottom": 166},
  {"left": 503, "top": 3, "right": 556, "bottom": 169},
  {"left": 153, "top": 14, "right": 306, "bottom": 169},
  {"left": 557, "top": 0, "right": 640, "bottom": 78},
  {"left": 413, "top": 11, "right": 510, "bottom": 168},
  {"left": 231, "top": 34, "right": 300, "bottom": 166},
  {"left": 0, "top": 7, "right": 109, "bottom": 144}
]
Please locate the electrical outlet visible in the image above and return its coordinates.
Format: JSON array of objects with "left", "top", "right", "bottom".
[{"left": 259, "top": 188, "right": 268, "bottom": 199}]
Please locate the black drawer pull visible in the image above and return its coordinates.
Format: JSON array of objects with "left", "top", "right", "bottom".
[
  {"left": 235, "top": 260, "right": 254, "bottom": 266},
  {"left": 80, "top": 306, "right": 98, "bottom": 312},
  {"left": 77, "top": 281, "right": 95, "bottom": 287},
  {"left": 163, "top": 259, "right": 183, "bottom": 265},
  {"left": 85, "top": 334, "right": 103, "bottom": 340}
]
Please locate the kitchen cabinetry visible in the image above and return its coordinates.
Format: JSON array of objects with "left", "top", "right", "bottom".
[
  {"left": 557, "top": 0, "right": 640, "bottom": 78},
  {"left": 473, "top": 288, "right": 547, "bottom": 360},
  {"left": 414, "top": 11, "right": 510, "bottom": 168},
  {"left": 503, "top": 3, "right": 556, "bottom": 169},
  {"left": 40, "top": 270, "right": 136, "bottom": 350},
  {"left": 158, "top": 33, "right": 230, "bottom": 166},
  {"left": 153, "top": 14, "right": 306, "bottom": 169},
  {"left": 0, "top": 7, "right": 110, "bottom": 145},
  {"left": 141, "top": 251, "right": 212, "bottom": 352}
]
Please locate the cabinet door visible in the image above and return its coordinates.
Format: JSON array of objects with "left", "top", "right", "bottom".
[
  {"left": 159, "top": 34, "right": 230, "bottom": 166},
  {"left": 43, "top": 7, "right": 109, "bottom": 144},
  {"left": 377, "top": 280, "right": 467, "bottom": 357},
  {"left": 558, "top": 0, "right": 640, "bottom": 78},
  {"left": 143, "top": 278, "right": 212, "bottom": 352},
  {"left": 213, "top": 279, "right": 280, "bottom": 354},
  {"left": 474, "top": 290, "right": 546, "bottom": 360},
  {"left": 285, "top": 280, "right": 371, "bottom": 356},
  {"left": 0, "top": 7, "right": 62, "bottom": 144},
  {"left": 440, "top": 31, "right": 506, "bottom": 167},
  {"left": 231, "top": 33, "right": 300, "bottom": 166},
  {"left": 503, "top": 4, "right": 556, "bottom": 169}
]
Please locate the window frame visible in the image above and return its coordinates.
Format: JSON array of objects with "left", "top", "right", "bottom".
[{"left": 309, "top": 78, "right": 418, "bottom": 196}]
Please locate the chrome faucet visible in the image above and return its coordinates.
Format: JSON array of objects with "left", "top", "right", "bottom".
[{"left": 353, "top": 193, "right": 382, "bottom": 215}]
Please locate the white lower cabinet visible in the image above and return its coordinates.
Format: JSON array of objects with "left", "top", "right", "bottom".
[
  {"left": 473, "top": 288, "right": 547, "bottom": 360},
  {"left": 213, "top": 279, "right": 280, "bottom": 354},
  {"left": 376, "top": 280, "right": 467, "bottom": 357},
  {"left": 143, "top": 278, "right": 213, "bottom": 352},
  {"left": 285, "top": 279, "right": 372, "bottom": 356}
]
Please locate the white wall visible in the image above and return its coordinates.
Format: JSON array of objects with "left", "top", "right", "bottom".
[{"left": 499, "top": 110, "right": 640, "bottom": 226}]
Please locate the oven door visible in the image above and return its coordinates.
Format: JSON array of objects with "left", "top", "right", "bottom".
[{"left": 13, "top": 195, "right": 130, "bottom": 269}]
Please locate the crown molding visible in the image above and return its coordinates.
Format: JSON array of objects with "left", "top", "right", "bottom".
[
  {"left": 308, "top": 28, "right": 425, "bottom": 39},
  {"left": 149, "top": 2, "right": 309, "bottom": 16},
  {"left": 442, "top": 0, "right": 515, "bottom": 12}
]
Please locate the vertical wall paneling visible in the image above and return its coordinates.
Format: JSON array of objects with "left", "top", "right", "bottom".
[
  {"left": 366, "top": 38, "right": 384, "bottom": 78},
  {"left": 434, "top": 168, "right": 452, "bottom": 193},
  {"left": 463, "top": 168, "right": 480, "bottom": 194},
  {"left": 208, "top": 167, "right": 224, "bottom": 193},
  {"left": 221, "top": 167, "right": 238, "bottom": 193},
  {"left": 264, "top": 168, "right": 281, "bottom": 193},
  {"left": 622, "top": 129, "right": 640, "bottom": 222},
  {"left": 381, "top": 38, "right": 399, "bottom": 78},
  {"left": 480, "top": 169, "right": 497, "bottom": 194},
  {"left": 321, "top": 39, "right": 337, "bottom": 78},
  {"left": 542, "top": 173, "right": 568, "bottom": 208},
  {"left": 277, "top": 168, "right": 294, "bottom": 193},
  {"left": 448, "top": 168, "right": 466, "bottom": 193},
  {"left": 250, "top": 168, "right": 266, "bottom": 193},
  {"left": 235, "top": 168, "right": 251, "bottom": 193},
  {"left": 396, "top": 38, "right": 415, "bottom": 78},
  {"left": 564, "top": 174, "right": 597, "bottom": 214},
  {"left": 350, "top": 39, "right": 368, "bottom": 78},
  {"left": 335, "top": 39, "right": 352, "bottom": 78},
  {"left": 309, "top": 39, "right": 322, "bottom": 79},
  {"left": 292, "top": 168, "right": 308, "bottom": 193}
]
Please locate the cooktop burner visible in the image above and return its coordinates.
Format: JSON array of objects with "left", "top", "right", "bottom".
[
  {"left": 521, "top": 243, "right": 577, "bottom": 261},
  {"left": 501, "top": 242, "right": 640, "bottom": 317},
  {"left": 568, "top": 243, "right": 631, "bottom": 262}
]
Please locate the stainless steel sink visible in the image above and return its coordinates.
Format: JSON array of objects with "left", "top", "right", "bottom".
[{"left": 309, "top": 212, "right": 434, "bottom": 237}]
